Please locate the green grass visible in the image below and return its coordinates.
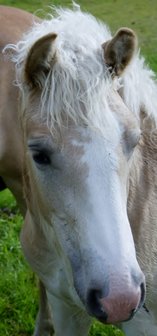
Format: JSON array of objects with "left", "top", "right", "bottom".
[
  {"left": 0, "top": 190, "right": 38, "bottom": 335},
  {"left": 1, "top": 0, "right": 157, "bottom": 335}
]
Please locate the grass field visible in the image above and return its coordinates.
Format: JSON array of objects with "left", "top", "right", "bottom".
[{"left": 0, "top": 0, "right": 157, "bottom": 335}]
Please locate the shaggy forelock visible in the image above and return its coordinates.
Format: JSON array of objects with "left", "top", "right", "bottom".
[
  {"left": 5, "top": 5, "right": 121, "bottom": 134},
  {"left": 4, "top": 4, "right": 157, "bottom": 133}
]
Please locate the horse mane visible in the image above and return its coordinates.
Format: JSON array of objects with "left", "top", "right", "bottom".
[
  {"left": 4, "top": 4, "right": 157, "bottom": 131},
  {"left": 120, "top": 55, "right": 157, "bottom": 129}
]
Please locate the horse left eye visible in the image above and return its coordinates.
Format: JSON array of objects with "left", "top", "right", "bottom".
[{"left": 32, "top": 151, "right": 51, "bottom": 165}]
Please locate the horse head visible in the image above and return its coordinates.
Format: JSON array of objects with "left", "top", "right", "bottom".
[{"left": 13, "top": 10, "right": 145, "bottom": 324}]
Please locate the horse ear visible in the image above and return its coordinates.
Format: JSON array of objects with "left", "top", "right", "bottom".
[
  {"left": 25, "top": 33, "right": 57, "bottom": 88},
  {"left": 102, "top": 28, "right": 137, "bottom": 76}
]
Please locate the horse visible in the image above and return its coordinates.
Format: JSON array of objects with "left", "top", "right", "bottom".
[{"left": 1, "top": 4, "right": 157, "bottom": 336}]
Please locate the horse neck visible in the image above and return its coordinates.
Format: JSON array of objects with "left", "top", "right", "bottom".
[{"left": 127, "top": 125, "right": 157, "bottom": 283}]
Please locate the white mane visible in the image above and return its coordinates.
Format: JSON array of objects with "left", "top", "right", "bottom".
[
  {"left": 4, "top": 4, "right": 157, "bottom": 131},
  {"left": 121, "top": 55, "right": 157, "bottom": 128}
]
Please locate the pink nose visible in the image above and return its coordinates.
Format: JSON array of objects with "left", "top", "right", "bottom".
[
  {"left": 87, "top": 282, "right": 145, "bottom": 324},
  {"left": 99, "top": 288, "right": 141, "bottom": 324}
]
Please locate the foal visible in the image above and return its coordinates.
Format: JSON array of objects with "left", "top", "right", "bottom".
[{"left": 1, "top": 4, "right": 157, "bottom": 336}]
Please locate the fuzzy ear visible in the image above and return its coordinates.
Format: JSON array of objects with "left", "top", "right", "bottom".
[
  {"left": 102, "top": 28, "right": 137, "bottom": 76},
  {"left": 25, "top": 33, "right": 57, "bottom": 88}
]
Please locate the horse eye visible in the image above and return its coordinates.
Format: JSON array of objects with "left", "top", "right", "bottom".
[{"left": 32, "top": 151, "right": 51, "bottom": 165}]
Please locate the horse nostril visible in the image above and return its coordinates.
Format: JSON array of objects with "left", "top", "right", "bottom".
[
  {"left": 87, "top": 289, "right": 108, "bottom": 321},
  {"left": 86, "top": 278, "right": 146, "bottom": 323},
  {"left": 128, "top": 281, "right": 146, "bottom": 321},
  {"left": 139, "top": 282, "right": 146, "bottom": 308}
]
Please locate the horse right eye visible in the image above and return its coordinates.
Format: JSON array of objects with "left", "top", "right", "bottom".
[{"left": 32, "top": 151, "right": 51, "bottom": 165}]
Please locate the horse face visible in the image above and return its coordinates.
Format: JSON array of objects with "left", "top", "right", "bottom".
[
  {"left": 25, "top": 90, "right": 145, "bottom": 324},
  {"left": 19, "top": 22, "right": 145, "bottom": 324}
]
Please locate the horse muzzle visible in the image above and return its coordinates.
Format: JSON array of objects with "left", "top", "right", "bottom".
[{"left": 86, "top": 273, "right": 146, "bottom": 324}]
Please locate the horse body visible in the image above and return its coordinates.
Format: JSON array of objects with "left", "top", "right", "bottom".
[
  {"left": 1, "top": 5, "right": 157, "bottom": 336},
  {"left": 0, "top": 6, "right": 39, "bottom": 212}
]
